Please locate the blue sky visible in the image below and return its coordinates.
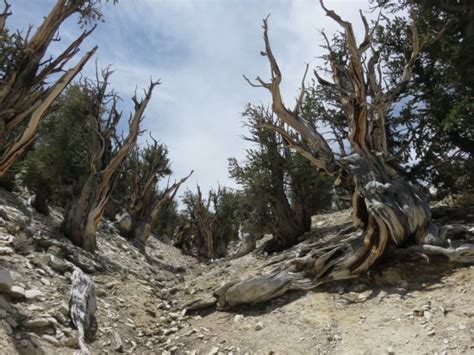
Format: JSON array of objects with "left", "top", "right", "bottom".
[{"left": 8, "top": 0, "right": 371, "bottom": 196}]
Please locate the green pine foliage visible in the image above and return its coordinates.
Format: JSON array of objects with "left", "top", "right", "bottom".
[{"left": 19, "top": 85, "right": 94, "bottom": 212}]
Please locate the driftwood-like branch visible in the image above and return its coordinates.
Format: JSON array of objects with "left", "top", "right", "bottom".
[{"left": 69, "top": 268, "right": 97, "bottom": 355}]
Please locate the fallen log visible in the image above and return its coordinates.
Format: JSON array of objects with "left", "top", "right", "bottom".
[{"left": 69, "top": 267, "right": 97, "bottom": 355}]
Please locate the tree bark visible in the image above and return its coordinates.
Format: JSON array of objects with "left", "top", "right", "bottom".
[
  {"left": 62, "top": 175, "right": 101, "bottom": 252},
  {"left": 260, "top": 193, "right": 306, "bottom": 254}
]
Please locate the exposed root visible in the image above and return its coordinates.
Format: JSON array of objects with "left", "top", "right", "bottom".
[
  {"left": 213, "top": 219, "right": 474, "bottom": 309},
  {"left": 408, "top": 243, "right": 474, "bottom": 264}
]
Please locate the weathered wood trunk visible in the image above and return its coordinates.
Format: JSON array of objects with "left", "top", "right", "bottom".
[
  {"left": 261, "top": 194, "right": 306, "bottom": 254},
  {"left": 62, "top": 176, "right": 102, "bottom": 252},
  {"left": 230, "top": 226, "right": 256, "bottom": 259},
  {"left": 69, "top": 267, "right": 97, "bottom": 355},
  {"left": 215, "top": 154, "right": 436, "bottom": 308}
]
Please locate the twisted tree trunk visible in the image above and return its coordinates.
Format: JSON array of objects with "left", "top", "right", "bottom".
[{"left": 213, "top": 1, "right": 473, "bottom": 308}]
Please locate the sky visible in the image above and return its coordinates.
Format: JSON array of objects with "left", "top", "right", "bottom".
[{"left": 8, "top": 0, "right": 372, "bottom": 196}]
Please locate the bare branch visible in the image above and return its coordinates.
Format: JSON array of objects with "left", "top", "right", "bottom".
[
  {"left": 358, "top": 10, "right": 371, "bottom": 53},
  {"left": 294, "top": 63, "right": 309, "bottom": 114},
  {"left": 247, "top": 16, "right": 336, "bottom": 174},
  {"left": 0, "top": 0, "right": 11, "bottom": 31},
  {"left": 385, "top": 10, "right": 420, "bottom": 101}
]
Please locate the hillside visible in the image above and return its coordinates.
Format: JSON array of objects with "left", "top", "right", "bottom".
[{"left": 0, "top": 187, "right": 473, "bottom": 354}]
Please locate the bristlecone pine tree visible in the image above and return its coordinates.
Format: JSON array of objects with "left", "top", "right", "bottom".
[
  {"left": 182, "top": 186, "right": 242, "bottom": 259},
  {"left": 0, "top": 0, "right": 99, "bottom": 175},
  {"left": 213, "top": 1, "right": 474, "bottom": 308},
  {"left": 110, "top": 138, "right": 193, "bottom": 253},
  {"left": 229, "top": 104, "right": 333, "bottom": 254},
  {"left": 127, "top": 144, "right": 193, "bottom": 253},
  {"left": 61, "top": 68, "right": 159, "bottom": 252}
]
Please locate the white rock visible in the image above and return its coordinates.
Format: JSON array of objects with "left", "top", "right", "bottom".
[
  {"left": 9, "top": 285, "right": 25, "bottom": 299},
  {"left": 0, "top": 319, "right": 12, "bottom": 334},
  {"left": 57, "top": 302, "right": 69, "bottom": 316},
  {"left": 0, "top": 234, "right": 15, "bottom": 244},
  {"left": 48, "top": 255, "right": 71, "bottom": 274},
  {"left": 233, "top": 314, "right": 244, "bottom": 323},
  {"left": 255, "top": 321, "right": 264, "bottom": 331},
  {"left": 42, "top": 334, "right": 60, "bottom": 346},
  {"left": 25, "top": 289, "right": 43, "bottom": 301},
  {"left": 0, "top": 247, "right": 14, "bottom": 255},
  {"left": 23, "top": 317, "right": 52, "bottom": 329}
]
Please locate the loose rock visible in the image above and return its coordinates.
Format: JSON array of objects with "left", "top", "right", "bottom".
[
  {"left": 9, "top": 285, "right": 25, "bottom": 299},
  {"left": 25, "top": 289, "right": 43, "bottom": 301},
  {"left": 0, "top": 270, "right": 13, "bottom": 293}
]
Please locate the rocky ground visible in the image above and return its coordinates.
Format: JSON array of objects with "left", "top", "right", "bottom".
[{"left": 0, "top": 187, "right": 473, "bottom": 354}]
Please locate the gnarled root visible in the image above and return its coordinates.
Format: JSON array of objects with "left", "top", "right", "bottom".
[{"left": 213, "top": 155, "right": 474, "bottom": 309}]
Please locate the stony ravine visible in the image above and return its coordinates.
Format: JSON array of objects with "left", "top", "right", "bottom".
[{"left": 0, "top": 187, "right": 473, "bottom": 355}]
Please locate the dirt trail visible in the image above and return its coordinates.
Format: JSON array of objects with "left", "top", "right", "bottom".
[{"left": 0, "top": 187, "right": 473, "bottom": 354}]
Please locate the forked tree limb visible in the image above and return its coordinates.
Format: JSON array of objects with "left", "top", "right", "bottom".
[{"left": 245, "top": 16, "right": 337, "bottom": 175}]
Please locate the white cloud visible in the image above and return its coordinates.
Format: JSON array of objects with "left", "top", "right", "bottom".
[{"left": 9, "top": 0, "right": 372, "bottom": 197}]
